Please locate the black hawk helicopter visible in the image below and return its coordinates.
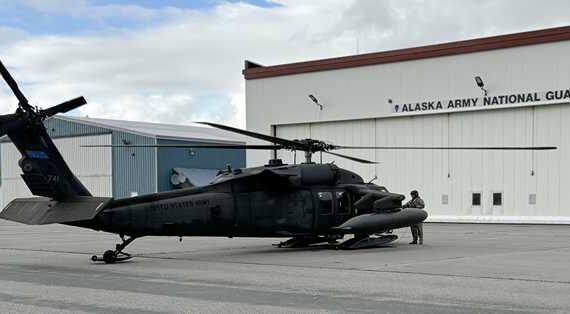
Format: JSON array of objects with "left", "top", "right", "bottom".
[{"left": 0, "top": 59, "right": 556, "bottom": 263}]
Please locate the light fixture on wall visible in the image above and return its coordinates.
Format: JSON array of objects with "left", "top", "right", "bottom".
[
  {"left": 308, "top": 94, "right": 323, "bottom": 110},
  {"left": 474, "top": 76, "right": 488, "bottom": 96}
]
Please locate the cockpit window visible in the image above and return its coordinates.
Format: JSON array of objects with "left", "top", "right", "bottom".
[
  {"left": 336, "top": 191, "right": 350, "bottom": 214},
  {"left": 318, "top": 192, "right": 333, "bottom": 214}
]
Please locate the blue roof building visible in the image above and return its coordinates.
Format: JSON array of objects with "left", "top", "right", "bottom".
[{"left": 0, "top": 116, "right": 246, "bottom": 205}]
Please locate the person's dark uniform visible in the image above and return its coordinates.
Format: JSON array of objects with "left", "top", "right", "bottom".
[{"left": 402, "top": 190, "right": 425, "bottom": 244}]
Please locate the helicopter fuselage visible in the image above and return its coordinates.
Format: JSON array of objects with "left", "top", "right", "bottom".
[{"left": 73, "top": 163, "right": 426, "bottom": 238}]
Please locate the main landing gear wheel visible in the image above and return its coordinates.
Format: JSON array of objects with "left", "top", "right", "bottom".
[
  {"left": 273, "top": 236, "right": 319, "bottom": 248},
  {"left": 337, "top": 234, "right": 398, "bottom": 250},
  {"left": 273, "top": 235, "right": 342, "bottom": 248},
  {"left": 91, "top": 235, "right": 140, "bottom": 264}
]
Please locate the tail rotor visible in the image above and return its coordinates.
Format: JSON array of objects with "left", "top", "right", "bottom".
[{"left": 0, "top": 59, "right": 86, "bottom": 136}]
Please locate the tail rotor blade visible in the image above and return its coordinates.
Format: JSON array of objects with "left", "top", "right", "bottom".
[
  {"left": 41, "top": 96, "right": 87, "bottom": 117},
  {"left": 0, "top": 59, "right": 31, "bottom": 110},
  {"left": 0, "top": 113, "right": 24, "bottom": 136}
]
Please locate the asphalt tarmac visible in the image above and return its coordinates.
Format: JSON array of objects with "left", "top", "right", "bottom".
[{"left": 0, "top": 221, "right": 568, "bottom": 313}]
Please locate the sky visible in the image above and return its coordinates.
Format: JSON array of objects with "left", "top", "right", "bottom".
[{"left": 1, "top": 0, "right": 570, "bottom": 128}]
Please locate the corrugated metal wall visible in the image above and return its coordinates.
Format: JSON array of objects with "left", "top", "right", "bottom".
[
  {"left": 44, "top": 117, "right": 108, "bottom": 138},
  {"left": 0, "top": 134, "right": 112, "bottom": 207},
  {"left": 156, "top": 138, "right": 246, "bottom": 192},
  {"left": 46, "top": 117, "right": 159, "bottom": 198},
  {"left": 112, "top": 131, "right": 157, "bottom": 198},
  {"left": 276, "top": 104, "right": 567, "bottom": 223}
]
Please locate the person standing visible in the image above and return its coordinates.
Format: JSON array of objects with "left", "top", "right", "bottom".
[{"left": 402, "top": 190, "right": 425, "bottom": 244}]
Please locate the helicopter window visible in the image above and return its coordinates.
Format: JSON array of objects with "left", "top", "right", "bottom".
[
  {"left": 318, "top": 192, "right": 333, "bottom": 214},
  {"left": 336, "top": 191, "right": 350, "bottom": 214}
]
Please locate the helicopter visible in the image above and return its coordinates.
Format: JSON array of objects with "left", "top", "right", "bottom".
[{"left": 0, "top": 59, "right": 557, "bottom": 263}]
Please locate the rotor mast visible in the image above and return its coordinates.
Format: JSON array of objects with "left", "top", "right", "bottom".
[
  {"left": 304, "top": 150, "right": 313, "bottom": 164},
  {"left": 295, "top": 139, "right": 327, "bottom": 164}
]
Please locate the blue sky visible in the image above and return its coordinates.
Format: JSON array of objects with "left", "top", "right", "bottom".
[
  {"left": 0, "top": 0, "right": 277, "bottom": 35},
  {"left": 90, "top": 0, "right": 276, "bottom": 9}
]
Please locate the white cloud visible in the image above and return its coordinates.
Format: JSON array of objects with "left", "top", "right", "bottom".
[
  {"left": 330, "top": 0, "right": 570, "bottom": 53},
  {"left": 0, "top": 26, "right": 30, "bottom": 47},
  {"left": 1, "top": 0, "right": 570, "bottom": 129}
]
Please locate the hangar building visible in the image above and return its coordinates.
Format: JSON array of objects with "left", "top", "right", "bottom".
[
  {"left": 0, "top": 116, "right": 245, "bottom": 207},
  {"left": 244, "top": 26, "right": 570, "bottom": 224}
]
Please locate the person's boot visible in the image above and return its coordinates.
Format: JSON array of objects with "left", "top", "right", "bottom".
[
  {"left": 409, "top": 241, "right": 417, "bottom": 244},
  {"left": 419, "top": 240, "right": 423, "bottom": 245}
]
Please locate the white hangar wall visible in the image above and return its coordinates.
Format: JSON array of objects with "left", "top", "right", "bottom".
[
  {"left": 245, "top": 27, "right": 570, "bottom": 223},
  {"left": 274, "top": 106, "right": 568, "bottom": 223},
  {"left": 0, "top": 134, "right": 112, "bottom": 207}
]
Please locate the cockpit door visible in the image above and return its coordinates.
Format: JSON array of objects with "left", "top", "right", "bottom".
[
  {"left": 315, "top": 191, "right": 334, "bottom": 233},
  {"left": 334, "top": 191, "right": 352, "bottom": 225}
]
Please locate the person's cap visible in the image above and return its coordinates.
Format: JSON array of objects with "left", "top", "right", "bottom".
[{"left": 410, "top": 190, "right": 419, "bottom": 196}]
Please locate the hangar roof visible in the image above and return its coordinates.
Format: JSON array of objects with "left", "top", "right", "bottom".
[
  {"left": 56, "top": 115, "right": 246, "bottom": 144},
  {"left": 243, "top": 25, "right": 570, "bottom": 80}
]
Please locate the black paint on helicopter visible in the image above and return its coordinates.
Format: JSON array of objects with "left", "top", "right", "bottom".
[{"left": 0, "top": 59, "right": 556, "bottom": 263}]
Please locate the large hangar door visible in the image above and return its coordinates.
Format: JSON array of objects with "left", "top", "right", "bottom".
[{"left": 0, "top": 134, "right": 112, "bottom": 207}]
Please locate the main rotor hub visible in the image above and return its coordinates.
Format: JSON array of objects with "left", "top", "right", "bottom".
[{"left": 293, "top": 139, "right": 335, "bottom": 153}]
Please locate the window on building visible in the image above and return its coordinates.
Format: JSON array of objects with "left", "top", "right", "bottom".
[
  {"left": 318, "top": 192, "right": 333, "bottom": 214},
  {"left": 493, "top": 193, "right": 502, "bottom": 206},
  {"left": 441, "top": 194, "right": 449, "bottom": 205},
  {"left": 472, "top": 193, "right": 481, "bottom": 206}
]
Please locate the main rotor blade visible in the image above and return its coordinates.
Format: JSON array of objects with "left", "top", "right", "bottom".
[
  {"left": 0, "top": 59, "right": 31, "bottom": 110},
  {"left": 334, "top": 145, "right": 557, "bottom": 150},
  {"left": 324, "top": 151, "right": 377, "bottom": 164},
  {"left": 41, "top": 97, "right": 87, "bottom": 117},
  {"left": 197, "top": 122, "right": 305, "bottom": 150},
  {"left": 0, "top": 113, "right": 24, "bottom": 136},
  {"left": 82, "top": 144, "right": 283, "bottom": 150}
]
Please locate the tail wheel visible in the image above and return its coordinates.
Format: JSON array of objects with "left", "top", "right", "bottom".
[{"left": 102, "top": 250, "right": 116, "bottom": 264}]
